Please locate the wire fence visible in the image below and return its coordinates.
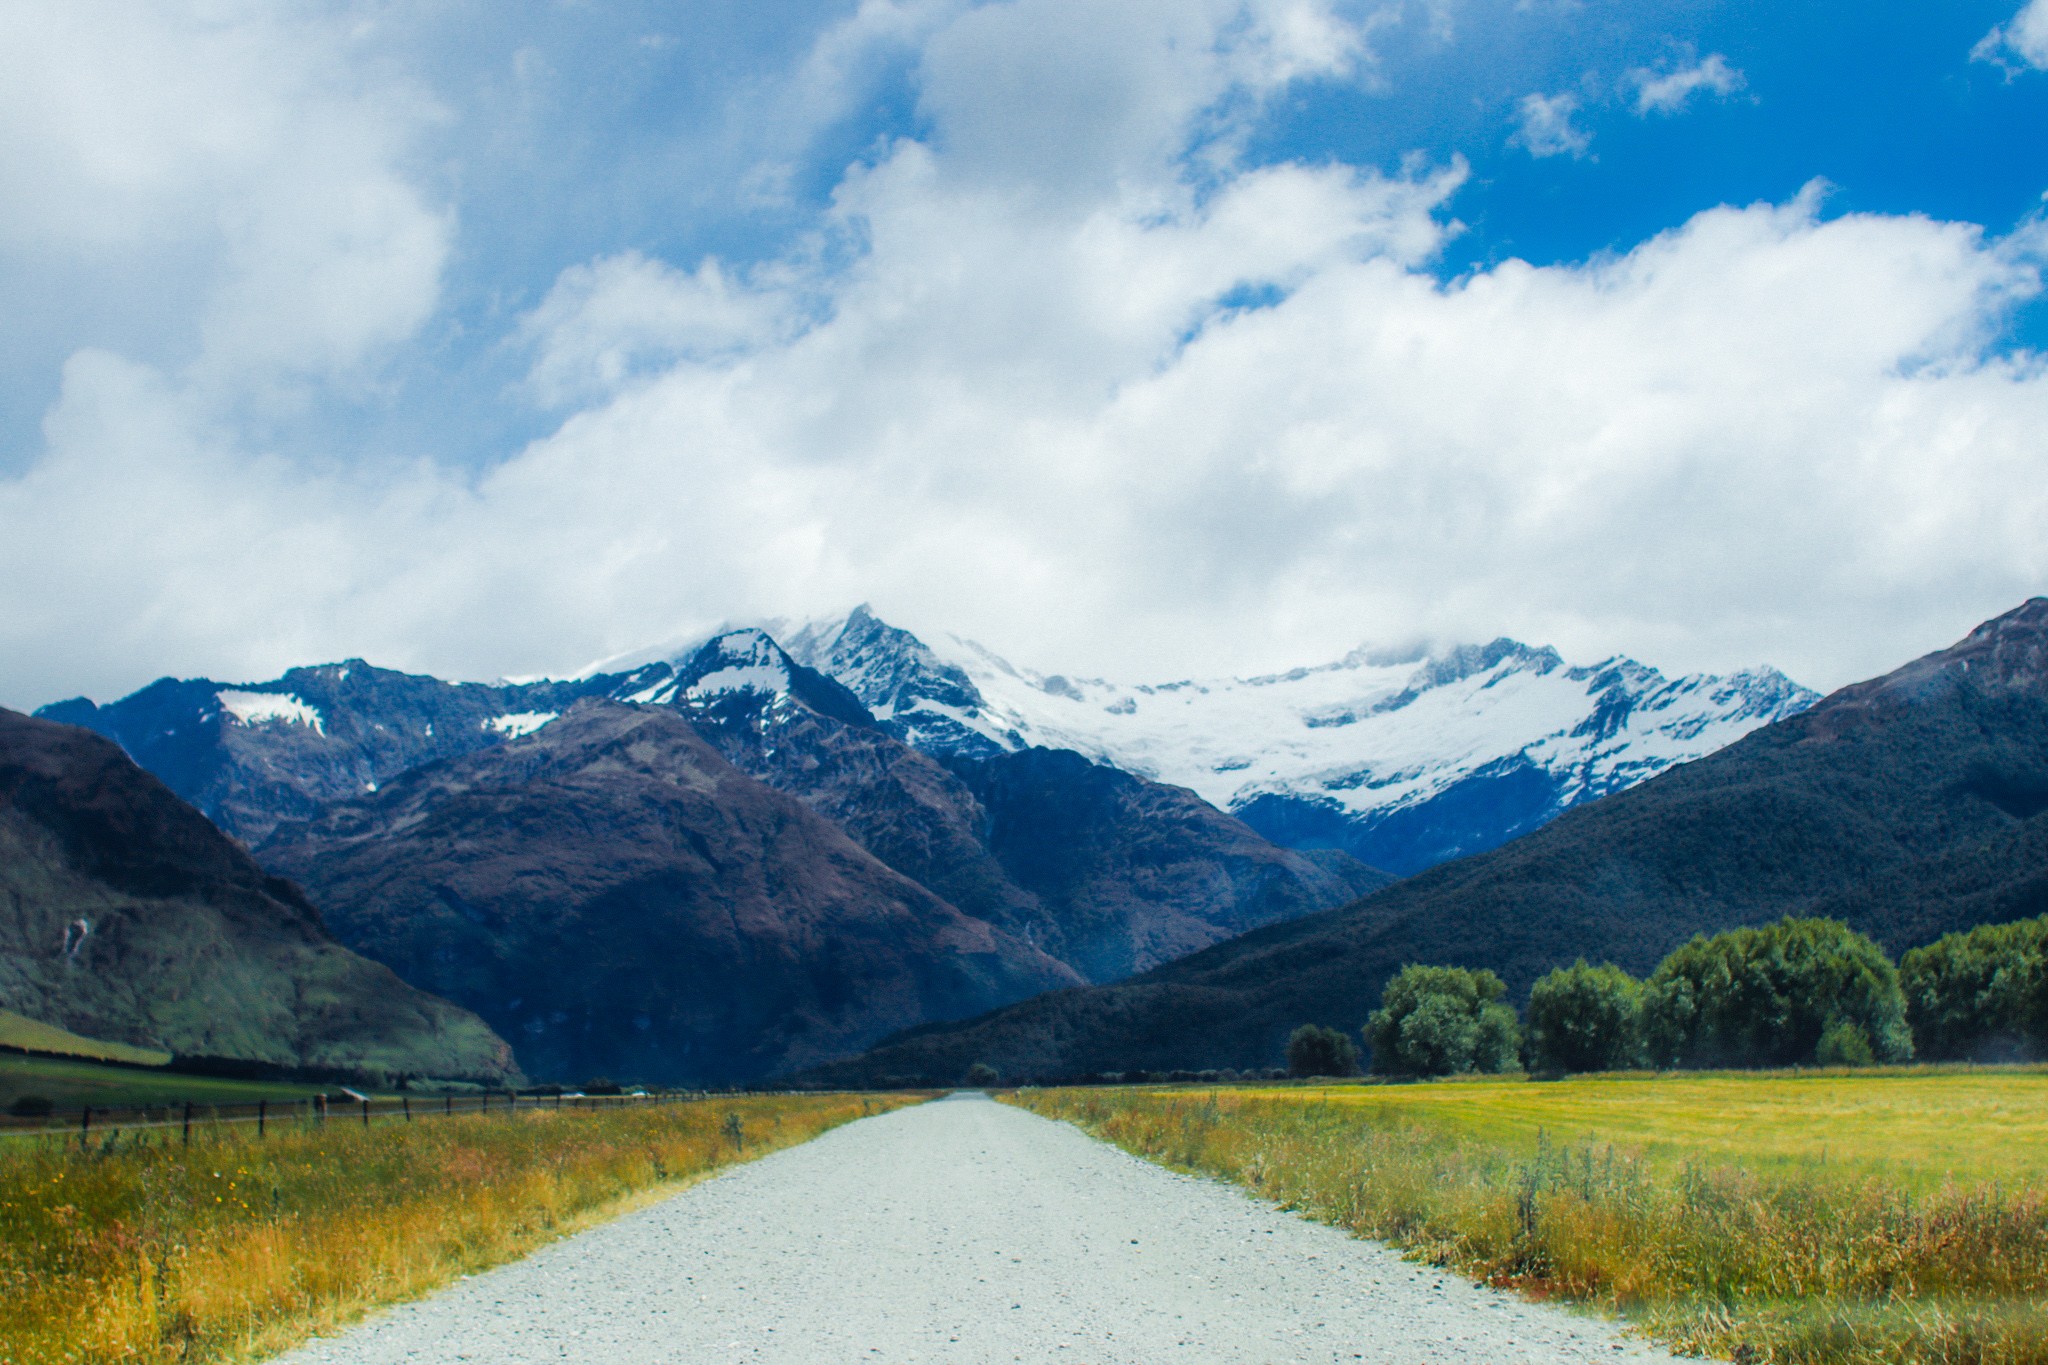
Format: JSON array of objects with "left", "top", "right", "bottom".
[{"left": 0, "top": 1088, "right": 716, "bottom": 1144}]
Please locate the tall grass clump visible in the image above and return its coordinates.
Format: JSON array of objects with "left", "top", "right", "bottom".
[
  {"left": 0, "top": 1092, "right": 914, "bottom": 1365},
  {"left": 1011, "top": 1088, "right": 2048, "bottom": 1365}
]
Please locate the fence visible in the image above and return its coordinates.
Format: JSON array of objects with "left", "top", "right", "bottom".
[{"left": 0, "top": 1089, "right": 704, "bottom": 1144}]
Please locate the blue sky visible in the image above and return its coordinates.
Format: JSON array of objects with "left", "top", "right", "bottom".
[{"left": 2, "top": 0, "right": 2046, "bottom": 706}]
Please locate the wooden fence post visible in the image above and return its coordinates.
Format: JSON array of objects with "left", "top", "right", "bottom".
[
  {"left": 258, "top": 1100, "right": 267, "bottom": 1137},
  {"left": 402, "top": 1096, "right": 411, "bottom": 1122},
  {"left": 181, "top": 1101, "right": 192, "bottom": 1146},
  {"left": 81, "top": 1105, "right": 92, "bottom": 1147},
  {"left": 361, "top": 1097, "right": 371, "bottom": 1128}
]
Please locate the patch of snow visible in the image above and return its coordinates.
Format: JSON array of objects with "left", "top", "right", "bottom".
[
  {"left": 216, "top": 690, "right": 326, "bottom": 735},
  {"left": 484, "top": 711, "right": 559, "bottom": 739}
]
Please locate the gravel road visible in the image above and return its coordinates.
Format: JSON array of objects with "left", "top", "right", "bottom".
[{"left": 276, "top": 1092, "right": 1683, "bottom": 1364}]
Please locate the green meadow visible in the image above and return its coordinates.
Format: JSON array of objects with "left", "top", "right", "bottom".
[{"left": 1242, "top": 1067, "right": 2048, "bottom": 1191}]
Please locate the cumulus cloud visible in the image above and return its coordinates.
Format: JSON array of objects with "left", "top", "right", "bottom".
[
  {"left": 1974, "top": 0, "right": 2048, "bottom": 70},
  {"left": 3, "top": 0, "right": 2047, "bottom": 710},
  {"left": 1629, "top": 53, "right": 1745, "bottom": 115},
  {"left": 1509, "top": 91, "right": 1592, "bottom": 159}
]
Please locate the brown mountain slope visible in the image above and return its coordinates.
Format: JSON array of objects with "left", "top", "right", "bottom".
[
  {"left": 0, "top": 708, "right": 516, "bottom": 1083},
  {"left": 260, "top": 701, "right": 1082, "bottom": 1085},
  {"left": 807, "top": 599, "right": 2048, "bottom": 1084}
]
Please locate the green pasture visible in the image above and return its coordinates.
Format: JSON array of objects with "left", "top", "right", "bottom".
[
  {"left": 0, "top": 1052, "right": 327, "bottom": 1113},
  {"left": 0, "top": 1008, "right": 172, "bottom": 1066},
  {"left": 1239, "top": 1065, "right": 2048, "bottom": 1190}
]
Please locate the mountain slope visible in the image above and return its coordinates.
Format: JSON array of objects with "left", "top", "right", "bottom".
[
  {"left": 659, "top": 630, "right": 1391, "bottom": 982},
  {"left": 0, "top": 708, "right": 516, "bottom": 1082},
  {"left": 805, "top": 600, "right": 2048, "bottom": 1084},
  {"left": 259, "top": 701, "right": 1083, "bottom": 1085},
  {"left": 780, "top": 608, "right": 1817, "bottom": 875}
]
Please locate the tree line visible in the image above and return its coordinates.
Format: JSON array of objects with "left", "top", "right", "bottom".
[{"left": 1285, "top": 913, "right": 2048, "bottom": 1077}]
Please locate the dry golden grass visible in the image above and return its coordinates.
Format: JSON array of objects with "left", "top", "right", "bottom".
[
  {"left": 0, "top": 1092, "right": 917, "bottom": 1365},
  {"left": 1012, "top": 1077, "right": 2048, "bottom": 1365}
]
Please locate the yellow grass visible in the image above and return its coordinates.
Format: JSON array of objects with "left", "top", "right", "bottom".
[
  {"left": 1237, "top": 1066, "right": 2048, "bottom": 1190},
  {"left": 0, "top": 1092, "right": 920, "bottom": 1365},
  {"left": 1012, "top": 1074, "right": 2048, "bottom": 1365},
  {"left": 0, "top": 1010, "right": 172, "bottom": 1068}
]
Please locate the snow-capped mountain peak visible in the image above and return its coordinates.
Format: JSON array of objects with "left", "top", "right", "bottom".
[{"left": 779, "top": 608, "right": 1819, "bottom": 875}]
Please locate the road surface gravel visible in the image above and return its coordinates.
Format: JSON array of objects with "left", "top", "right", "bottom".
[{"left": 276, "top": 1092, "right": 1684, "bottom": 1364}]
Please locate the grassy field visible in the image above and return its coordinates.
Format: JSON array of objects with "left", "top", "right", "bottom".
[
  {"left": 1012, "top": 1071, "right": 2048, "bottom": 1365},
  {"left": 0, "top": 1010, "right": 172, "bottom": 1068},
  {"left": 1, "top": 1053, "right": 329, "bottom": 1112},
  {"left": 1241, "top": 1068, "right": 2048, "bottom": 1191},
  {"left": 0, "top": 1091, "right": 917, "bottom": 1365}
]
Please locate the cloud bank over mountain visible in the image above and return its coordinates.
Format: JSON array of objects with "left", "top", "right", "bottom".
[{"left": 1, "top": 1, "right": 2045, "bottom": 709}]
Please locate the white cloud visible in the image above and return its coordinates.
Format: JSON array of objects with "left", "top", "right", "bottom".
[
  {"left": 518, "top": 254, "right": 800, "bottom": 409},
  {"left": 1509, "top": 91, "right": 1591, "bottom": 159},
  {"left": 1974, "top": 0, "right": 2048, "bottom": 70},
  {"left": 0, "top": 2, "right": 449, "bottom": 392},
  {"left": 1629, "top": 53, "right": 1745, "bottom": 116},
  {"left": 3, "top": 0, "right": 2048, "bottom": 712}
]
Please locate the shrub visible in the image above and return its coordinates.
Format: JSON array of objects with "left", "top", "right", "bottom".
[
  {"left": 1526, "top": 960, "right": 1645, "bottom": 1073},
  {"left": 963, "top": 1061, "right": 1000, "bottom": 1088},
  {"left": 1899, "top": 915, "right": 2048, "bottom": 1061},
  {"left": 1365, "top": 965, "right": 1521, "bottom": 1076},
  {"left": 1814, "top": 1020, "right": 1876, "bottom": 1067},
  {"left": 1641, "top": 917, "right": 1912, "bottom": 1069},
  {"left": 6, "top": 1096, "right": 53, "bottom": 1118},
  {"left": 1286, "top": 1024, "right": 1359, "bottom": 1078}
]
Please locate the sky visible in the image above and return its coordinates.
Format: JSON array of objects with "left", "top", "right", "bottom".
[{"left": 3, "top": 0, "right": 2047, "bottom": 709}]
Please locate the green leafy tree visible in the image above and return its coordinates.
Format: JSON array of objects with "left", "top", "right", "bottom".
[
  {"left": 963, "top": 1061, "right": 1001, "bottom": 1088},
  {"left": 1899, "top": 915, "right": 2048, "bottom": 1061},
  {"left": 1641, "top": 917, "right": 1912, "bottom": 1069},
  {"left": 1526, "top": 960, "right": 1645, "bottom": 1073},
  {"left": 1366, "top": 965, "right": 1521, "bottom": 1076},
  {"left": 1286, "top": 1024, "right": 1359, "bottom": 1077}
]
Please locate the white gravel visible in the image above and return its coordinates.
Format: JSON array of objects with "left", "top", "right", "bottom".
[{"left": 275, "top": 1092, "right": 1684, "bottom": 1364}]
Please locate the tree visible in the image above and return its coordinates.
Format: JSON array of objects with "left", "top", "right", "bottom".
[
  {"left": 1365, "top": 965, "right": 1521, "bottom": 1076},
  {"left": 1526, "top": 960, "right": 1645, "bottom": 1073},
  {"left": 1641, "top": 917, "right": 1912, "bottom": 1069},
  {"left": 963, "top": 1061, "right": 1001, "bottom": 1088},
  {"left": 1286, "top": 1024, "right": 1359, "bottom": 1078},
  {"left": 1899, "top": 916, "right": 2048, "bottom": 1061}
]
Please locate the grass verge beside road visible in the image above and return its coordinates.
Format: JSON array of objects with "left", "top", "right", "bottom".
[
  {"left": 1011, "top": 1073, "right": 2048, "bottom": 1365},
  {"left": 0, "top": 1091, "right": 917, "bottom": 1365}
]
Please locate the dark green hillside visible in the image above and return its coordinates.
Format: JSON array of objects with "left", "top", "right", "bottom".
[
  {"left": 0, "top": 708, "right": 517, "bottom": 1084},
  {"left": 805, "top": 599, "right": 2048, "bottom": 1084}
]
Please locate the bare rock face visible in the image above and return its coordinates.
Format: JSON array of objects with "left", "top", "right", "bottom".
[
  {"left": 260, "top": 702, "right": 1082, "bottom": 1085},
  {"left": 0, "top": 707, "right": 516, "bottom": 1083}
]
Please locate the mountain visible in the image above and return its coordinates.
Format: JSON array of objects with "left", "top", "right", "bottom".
[
  {"left": 803, "top": 600, "right": 2048, "bottom": 1085},
  {"left": 779, "top": 607, "right": 1817, "bottom": 875},
  {"left": 259, "top": 700, "right": 1084, "bottom": 1085},
  {"left": 667, "top": 630, "right": 1391, "bottom": 982},
  {"left": 0, "top": 707, "right": 516, "bottom": 1083},
  {"left": 37, "top": 662, "right": 632, "bottom": 844}
]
